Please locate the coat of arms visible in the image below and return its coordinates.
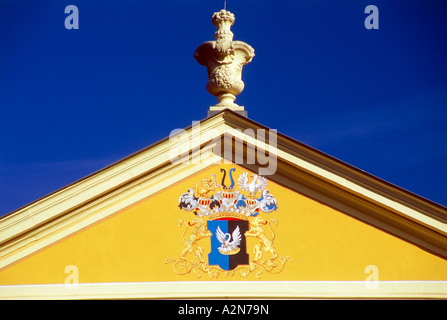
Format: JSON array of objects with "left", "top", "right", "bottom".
[{"left": 165, "top": 168, "right": 291, "bottom": 278}]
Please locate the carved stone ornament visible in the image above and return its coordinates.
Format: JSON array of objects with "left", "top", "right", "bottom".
[{"left": 194, "top": 9, "right": 255, "bottom": 113}]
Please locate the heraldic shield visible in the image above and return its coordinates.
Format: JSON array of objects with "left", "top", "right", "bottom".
[
  {"left": 208, "top": 219, "right": 249, "bottom": 271},
  {"left": 166, "top": 167, "right": 291, "bottom": 278}
]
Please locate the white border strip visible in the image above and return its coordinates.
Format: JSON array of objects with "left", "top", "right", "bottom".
[{"left": 1, "top": 281, "right": 446, "bottom": 299}]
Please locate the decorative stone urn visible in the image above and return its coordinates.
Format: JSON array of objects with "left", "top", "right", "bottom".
[{"left": 194, "top": 9, "right": 255, "bottom": 116}]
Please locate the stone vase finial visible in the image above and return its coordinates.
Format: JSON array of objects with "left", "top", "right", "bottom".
[{"left": 194, "top": 9, "right": 255, "bottom": 116}]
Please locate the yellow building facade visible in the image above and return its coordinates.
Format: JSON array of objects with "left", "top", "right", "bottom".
[
  {"left": 0, "top": 111, "right": 446, "bottom": 299},
  {"left": 0, "top": 9, "right": 446, "bottom": 299}
]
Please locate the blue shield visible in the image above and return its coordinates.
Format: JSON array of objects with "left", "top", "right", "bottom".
[{"left": 207, "top": 219, "right": 249, "bottom": 270}]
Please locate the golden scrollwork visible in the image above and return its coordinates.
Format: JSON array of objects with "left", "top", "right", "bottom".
[
  {"left": 165, "top": 216, "right": 290, "bottom": 279},
  {"left": 178, "top": 217, "right": 211, "bottom": 262},
  {"left": 237, "top": 216, "right": 291, "bottom": 277}
]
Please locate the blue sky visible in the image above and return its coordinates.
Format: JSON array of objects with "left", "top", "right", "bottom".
[{"left": 1, "top": 0, "right": 446, "bottom": 215}]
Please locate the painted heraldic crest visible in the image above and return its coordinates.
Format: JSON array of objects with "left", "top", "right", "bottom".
[{"left": 165, "top": 167, "right": 290, "bottom": 278}]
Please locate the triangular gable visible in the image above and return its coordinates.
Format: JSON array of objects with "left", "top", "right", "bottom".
[{"left": 0, "top": 110, "right": 446, "bottom": 299}]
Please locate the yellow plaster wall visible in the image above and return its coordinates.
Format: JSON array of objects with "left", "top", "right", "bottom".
[{"left": 1, "top": 164, "right": 447, "bottom": 285}]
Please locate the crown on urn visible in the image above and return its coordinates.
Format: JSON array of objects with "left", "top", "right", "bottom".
[{"left": 194, "top": 9, "right": 255, "bottom": 116}]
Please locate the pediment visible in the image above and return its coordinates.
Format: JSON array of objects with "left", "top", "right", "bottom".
[{"left": 1, "top": 110, "right": 446, "bottom": 299}]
